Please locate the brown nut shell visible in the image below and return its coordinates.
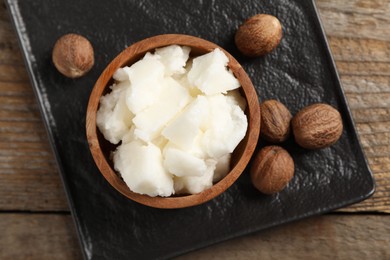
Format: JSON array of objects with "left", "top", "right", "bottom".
[
  {"left": 250, "top": 146, "right": 294, "bottom": 194},
  {"left": 52, "top": 33, "right": 94, "bottom": 78},
  {"left": 235, "top": 14, "right": 282, "bottom": 57},
  {"left": 292, "top": 103, "right": 343, "bottom": 149},
  {"left": 260, "top": 100, "right": 292, "bottom": 143}
]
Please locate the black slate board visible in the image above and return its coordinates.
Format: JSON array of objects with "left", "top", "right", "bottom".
[{"left": 5, "top": 0, "right": 375, "bottom": 259}]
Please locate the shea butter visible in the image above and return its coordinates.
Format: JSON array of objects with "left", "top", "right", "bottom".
[{"left": 97, "top": 45, "right": 248, "bottom": 197}]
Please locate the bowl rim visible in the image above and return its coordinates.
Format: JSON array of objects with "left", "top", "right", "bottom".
[{"left": 86, "top": 34, "right": 260, "bottom": 209}]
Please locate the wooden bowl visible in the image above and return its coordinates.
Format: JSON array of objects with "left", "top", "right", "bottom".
[{"left": 86, "top": 34, "right": 260, "bottom": 209}]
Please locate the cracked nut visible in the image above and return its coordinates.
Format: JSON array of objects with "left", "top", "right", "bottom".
[
  {"left": 52, "top": 33, "right": 94, "bottom": 78},
  {"left": 250, "top": 146, "right": 294, "bottom": 194},
  {"left": 260, "top": 100, "right": 292, "bottom": 143},
  {"left": 235, "top": 14, "right": 282, "bottom": 57},
  {"left": 292, "top": 103, "right": 343, "bottom": 149}
]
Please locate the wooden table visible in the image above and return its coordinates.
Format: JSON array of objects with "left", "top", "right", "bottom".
[{"left": 1, "top": 0, "right": 389, "bottom": 259}]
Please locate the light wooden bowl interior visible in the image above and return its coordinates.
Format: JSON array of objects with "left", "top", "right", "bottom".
[{"left": 86, "top": 34, "right": 260, "bottom": 209}]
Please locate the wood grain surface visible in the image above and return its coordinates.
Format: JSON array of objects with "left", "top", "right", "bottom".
[
  {"left": 0, "top": 0, "right": 389, "bottom": 259},
  {"left": 0, "top": 214, "right": 389, "bottom": 260},
  {"left": 318, "top": 0, "right": 390, "bottom": 213}
]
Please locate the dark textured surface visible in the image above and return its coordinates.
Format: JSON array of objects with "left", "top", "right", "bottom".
[{"left": 5, "top": 0, "right": 374, "bottom": 259}]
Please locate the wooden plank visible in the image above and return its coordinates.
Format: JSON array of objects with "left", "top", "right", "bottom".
[
  {"left": 3, "top": 213, "right": 388, "bottom": 259},
  {"left": 329, "top": 37, "right": 390, "bottom": 63},
  {"left": 0, "top": 8, "right": 24, "bottom": 65},
  {"left": 346, "top": 92, "right": 390, "bottom": 109},
  {"left": 357, "top": 121, "right": 390, "bottom": 135},
  {"left": 0, "top": 121, "right": 48, "bottom": 134},
  {"left": 0, "top": 110, "right": 42, "bottom": 122},
  {"left": 352, "top": 107, "right": 390, "bottom": 123},
  {"left": 341, "top": 75, "right": 390, "bottom": 94},
  {"left": 0, "top": 2, "right": 69, "bottom": 211},
  {"left": 362, "top": 144, "right": 390, "bottom": 158},
  {"left": 0, "top": 171, "right": 68, "bottom": 211},
  {"left": 0, "top": 81, "right": 39, "bottom": 96},
  {"left": 316, "top": 0, "right": 390, "bottom": 213},
  {"left": 316, "top": 0, "right": 390, "bottom": 41},
  {"left": 0, "top": 64, "right": 30, "bottom": 82},
  {"left": 177, "top": 214, "right": 390, "bottom": 259},
  {"left": 0, "top": 72, "right": 68, "bottom": 212},
  {"left": 336, "top": 61, "right": 390, "bottom": 77},
  {"left": 0, "top": 213, "right": 82, "bottom": 260}
]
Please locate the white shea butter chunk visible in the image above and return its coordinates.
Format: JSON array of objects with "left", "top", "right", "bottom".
[
  {"left": 96, "top": 81, "right": 133, "bottom": 144},
  {"left": 162, "top": 95, "right": 209, "bottom": 151},
  {"left": 113, "top": 141, "right": 174, "bottom": 197},
  {"left": 174, "top": 159, "right": 216, "bottom": 194},
  {"left": 226, "top": 89, "right": 247, "bottom": 112},
  {"left": 133, "top": 77, "right": 191, "bottom": 142},
  {"left": 121, "top": 125, "right": 136, "bottom": 144},
  {"left": 155, "top": 45, "right": 191, "bottom": 76},
  {"left": 163, "top": 145, "right": 207, "bottom": 177},
  {"left": 124, "top": 54, "right": 165, "bottom": 114},
  {"left": 173, "top": 59, "right": 204, "bottom": 97},
  {"left": 188, "top": 48, "right": 240, "bottom": 95},
  {"left": 213, "top": 154, "right": 231, "bottom": 182},
  {"left": 112, "top": 67, "right": 130, "bottom": 81},
  {"left": 202, "top": 94, "right": 248, "bottom": 158}
]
